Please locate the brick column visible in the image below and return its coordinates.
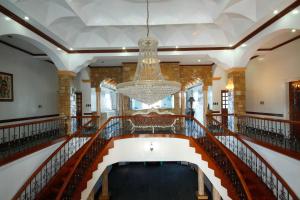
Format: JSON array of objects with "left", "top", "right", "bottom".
[
  {"left": 227, "top": 68, "right": 246, "bottom": 114},
  {"left": 196, "top": 167, "right": 208, "bottom": 199},
  {"left": 57, "top": 71, "right": 76, "bottom": 135},
  {"left": 180, "top": 90, "right": 186, "bottom": 115},
  {"left": 212, "top": 186, "right": 221, "bottom": 200},
  {"left": 99, "top": 168, "right": 110, "bottom": 200}
]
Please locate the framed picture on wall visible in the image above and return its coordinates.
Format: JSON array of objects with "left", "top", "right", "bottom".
[{"left": 0, "top": 72, "right": 14, "bottom": 102}]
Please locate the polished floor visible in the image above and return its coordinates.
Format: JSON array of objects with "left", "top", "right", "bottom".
[{"left": 103, "top": 162, "right": 211, "bottom": 200}]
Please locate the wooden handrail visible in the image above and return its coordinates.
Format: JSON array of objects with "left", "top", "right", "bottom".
[
  {"left": 56, "top": 115, "right": 252, "bottom": 200},
  {"left": 210, "top": 113, "right": 300, "bottom": 125},
  {"left": 56, "top": 116, "right": 115, "bottom": 199},
  {"left": 0, "top": 116, "right": 66, "bottom": 129},
  {"left": 208, "top": 116, "right": 299, "bottom": 200},
  {"left": 12, "top": 118, "right": 96, "bottom": 200},
  {"left": 192, "top": 117, "right": 253, "bottom": 200}
]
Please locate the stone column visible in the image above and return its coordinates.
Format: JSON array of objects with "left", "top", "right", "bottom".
[
  {"left": 227, "top": 68, "right": 246, "bottom": 114},
  {"left": 99, "top": 168, "right": 110, "bottom": 200},
  {"left": 196, "top": 168, "right": 208, "bottom": 199},
  {"left": 212, "top": 186, "right": 221, "bottom": 200},
  {"left": 227, "top": 68, "right": 246, "bottom": 131},
  {"left": 57, "top": 71, "right": 76, "bottom": 135}
]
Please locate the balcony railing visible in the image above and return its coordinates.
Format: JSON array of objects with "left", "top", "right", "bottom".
[
  {"left": 56, "top": 115, "right": 251, "bottom": 200},
  {"left": 207, "top": 115, "right": 298, "bottom": 200},
  {"left": 211, "top": 114, "right": 300, "bottom": 153},
  {"left": 12, "top": 118, "right": 96, "bottom": 200},
  {"left": 0, "top": 117, "right": 67, "bottom": 162}
]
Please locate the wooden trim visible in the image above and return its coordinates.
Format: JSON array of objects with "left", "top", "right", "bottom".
[
  {"left": 0, "top": 136, "right": 67, "bottom": 167},
  {"left": 213, "top": 77, "right": 221, "bottom": 81},
  {"left": 245, "top": 111, "right": 284, "bottom": 117},
  {"left": 0, "top": 40, "right": 47, "bottom": 56},
  {"left": 249, "top": 55, "right": 259, "bottom": 60},
  {"left": 258, "top": 34, "right": 300, "bottom": 51},
  {"left": 0, "top": 114, "right": 59, "bottom": 123},
  {"left": 180, "top": 63, "right": 215, "bottom": 67},
  {"left": 226, "top": 67, "right": 246, "bottom": 73},
  {"left": 0, "top": 1, "right": 299, "bottom": 53},
  {"left": 81, "top": 80, "right": 91, "bottom": 83},
  {"left": 233, "top": 0, "right": 300, "bottom": 48},
  {"left": 57, "top": 70, "right": 77, "bottom": 77},
  {"left": 239, "top": 135, "right": 300, "bottom": 160}
]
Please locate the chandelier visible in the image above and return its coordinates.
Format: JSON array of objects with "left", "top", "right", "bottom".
[{"left": 116, "top": 0, "right": 181, "bottom": 105}]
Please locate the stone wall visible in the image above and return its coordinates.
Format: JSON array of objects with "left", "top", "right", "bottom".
[{"left": 89, "top": 63, "right": 213, "bottom": 115}]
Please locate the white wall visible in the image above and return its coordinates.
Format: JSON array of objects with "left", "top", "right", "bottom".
[
  {"left": 246, "top": 141, "right": 300, "bottom": 197},
  {"left": 0, "top": 43, "right": 58, "bottom": 120},
  {"left": 82, "top": 137, "right": 231, "bottom": 200},
  {"left": 75, "top": 68, "right": 92, "bottom": 115},
  {"left": 0, "top": 141, "right": 64, "bottom": 200},
  {"left": 246, "top": 40, "right": 300, "bottom": 119},
  {"left": 212, "top": 66, "right": 227, "bottom": 112}
]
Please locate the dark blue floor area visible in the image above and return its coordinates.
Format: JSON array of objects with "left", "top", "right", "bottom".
[{"left": 104, "top": 162, "right": 211, "bottom": 200}]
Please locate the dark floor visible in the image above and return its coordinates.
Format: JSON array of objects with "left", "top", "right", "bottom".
[{"left": 101, "top": 162, "right": 211, "bottom": 200}]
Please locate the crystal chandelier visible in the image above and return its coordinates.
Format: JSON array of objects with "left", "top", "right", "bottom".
[{"left": 117, "top": 0, "right": 181, "bottom": 105}]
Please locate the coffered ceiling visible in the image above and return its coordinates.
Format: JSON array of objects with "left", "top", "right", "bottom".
[{"left": 4, "top": 0, "right": 295, "bottom": 49}]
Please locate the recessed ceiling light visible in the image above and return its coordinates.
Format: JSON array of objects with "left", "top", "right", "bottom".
[
  {"left": 24, "top": 16, "right": 29, "bottom": 21},
  {"left": 5, "top": 16, "right": 11, "bottom": 21},
  {"left": 291, "top": 29, "right": 296, "bottom": 33},
  {"left": 292, "top": 10, "right": 299, "bottom": 15},
  {"left": 258, "top": 57, "right": 265, "bottom": 61},
  {"left": 57, "top": 48, "right": 61, "bottom": 51},
  {"left": 273, "top": 10, "right": 279, "bottom": 15},
  {"left": 197, "top": 59, "right": 201, "bottom": 62},
  {"left": 69, "top": 48, "right": 73, "bottom": 50},
  {"left": 175, "top": 46, "right": 178, "bottom": 49},
  {"left": 229, "top": 44, "right": 233, "bottom": 47},
  {"left": 241, "top": 43, "right": 247, "bottom": 47},
  {"left": 122, "top": 47, "right": 126, "bottom": 50}
]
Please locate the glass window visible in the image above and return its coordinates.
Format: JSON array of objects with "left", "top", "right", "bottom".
[{"left": 131, "top": 95, "right": 174, "bottom": 110}]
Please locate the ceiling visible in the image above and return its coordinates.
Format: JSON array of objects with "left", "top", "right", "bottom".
[
  {"left": 0, "top": 35, "right": 44, "bottom": 54},
  {"left": 4, "top": 0, "right": 295, "bottom": 50}
]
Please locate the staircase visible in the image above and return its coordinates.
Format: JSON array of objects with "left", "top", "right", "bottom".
[{"left": 12, "top": 115, "right": 299, "bottom": 200}]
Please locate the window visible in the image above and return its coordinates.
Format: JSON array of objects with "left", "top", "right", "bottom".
[
  {"left": 221, "top": 90, "right": 229, "bottom": 109},
  {"left": 131, "top": 95, "right": 174, "bottom": 110}
]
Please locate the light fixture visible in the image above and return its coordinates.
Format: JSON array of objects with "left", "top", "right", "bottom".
[
  {"left": 175, "top": 46, "right": 178, "bottom": 49},
  {"left": 241, "top": 43, "right": 247, "bottom": 47},
  {"left": 292, "top": 10, "right": 299, "bottom": 15},
  {"left": 116, "top": 0, "right": 181, "bottom": 105},
  {"left": 5, "top": 16, "right": 11, "bottom": 21},
  {"left": 229, "top": 44, "right": 233, "bottom": 47},
  {"left": 292, "top": 82, "right": 300, "bottom": 89},
  {"left": 57, "top": 48, "right": 62, "bottom": 51},
  {"left": 197, "top": 59, "right": 201, "bottom": 62},
  {"left": 122, "top": 47, "right": 126, "bottom": 50},
  {"left": 291, "top": 29, "right": 296, "bottom": 33},
  {"left": 258, "top": 57, "right": 264, "bottom": 61},
  {"left": 24, "top": 16, "right": 29, "bottom": 21},
  {"left": 69, "top": 48, "right": 73, "bottom": 50},
  {"left": 226, "top": 79, "right": 234, "bottom": 90},
  {"left": 273, "top": 10, "right": 279, "bottom": 15}
]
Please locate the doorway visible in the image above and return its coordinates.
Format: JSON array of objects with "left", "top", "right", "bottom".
[{"left": 289, "top": 81, "right": 300, "bottom": 140}]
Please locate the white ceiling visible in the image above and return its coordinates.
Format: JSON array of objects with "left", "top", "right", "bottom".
[{"left": 6, "top": 0, "right": 295, "bottom": 49}]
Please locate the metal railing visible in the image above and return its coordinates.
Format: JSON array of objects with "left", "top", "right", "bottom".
[
  {"left": 207, "top": 115, "right": 298, "bottom": 200},
  {"left": 12, "top": 117, "right": 96, "bottom": 200},
  {"left": 0, "top": 117, "right": 67, "bottom": 160},
  {"left": 211, "top": 114, "right": 300, "bottom": 153},
  {"left": 57, "top": 115, "right": 251, "bottom": 200}
]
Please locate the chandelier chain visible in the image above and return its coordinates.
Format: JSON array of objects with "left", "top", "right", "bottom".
[{"left": 146, "top": 0, "right": 149, "bottom": 37}]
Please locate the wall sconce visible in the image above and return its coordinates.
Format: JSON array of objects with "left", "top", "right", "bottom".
[
  {"left": 292, "top": 82, "right": 300, "bottom": 89},
  {"left": 226, "top": 79, "right": 234, "bottom": 90},
  {"left": 149, "top": 142, "right": 154, "bottom": 152}
]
